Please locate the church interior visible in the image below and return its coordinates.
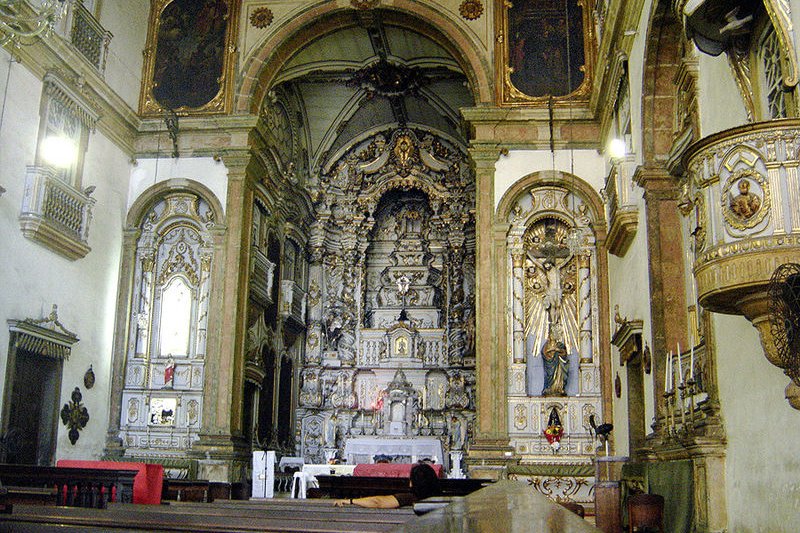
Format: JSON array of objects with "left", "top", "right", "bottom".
[{"left": 1, "top": 0, "right": 799, "bottom": 531}]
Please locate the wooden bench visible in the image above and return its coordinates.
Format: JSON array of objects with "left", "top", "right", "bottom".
[
  {"left": 0, "top": 482, "right": 600, "bottom": 532},
  {"left": 313, "top": 474, "right": 492, "bottom": 499},
  {"left": 0, "top": 463, "right": 136, "bottom": 508},
  {"left": 0, "top": 501, "right": 417, "bottom": 532}
]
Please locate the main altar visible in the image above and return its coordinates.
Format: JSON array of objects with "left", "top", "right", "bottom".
[{"left": 293, "top": 130, "right": 476, "bottom": 471}]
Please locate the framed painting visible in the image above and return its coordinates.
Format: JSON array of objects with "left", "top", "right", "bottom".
[
  {"left": 139, "top": 0, "right": 240, "bottom": 116},
  {"left": 496, "top": 0, "right": 595, "bottom": 106}
]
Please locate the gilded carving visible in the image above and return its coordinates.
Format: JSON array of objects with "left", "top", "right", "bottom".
[
  {"left": 459, "top": 0, "right": 484, "bottom": 20},
  {"left": 127, "top": 398, "right": 140, "bottom": 423},
  {"left": 249, "top": 7, "right": 273, "bottom": 28},
  {"left": 514, "top": 404, "right": 528, "bottom": 430},
  {"left": 721, "top": 170, "right": 769, "bottom": 231}
]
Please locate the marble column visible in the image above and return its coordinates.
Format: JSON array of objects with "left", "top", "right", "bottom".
[
  {"left": 194, "top": 151, "right": 254, "bottom": 481},
  {"left": 578, "top": 253, "right": 593, "bottom": 363},
  {"left": 511, "top": 251, "right": 525, "bottom": 364},
  {"left": 634, "top": 165, "right": 688, "bottom": 427}
]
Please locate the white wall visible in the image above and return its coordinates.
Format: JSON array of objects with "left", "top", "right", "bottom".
[
  {"left": 494, "top": 149, "right": 606, "bottom": 208},
  {"left": 714, "top": 313, "right": 800, "bottom": 532},
  {"left": 128, "top": 157, "right": 230, "bottom": 213},
  {"left": 97, "top": 0, "right": 149, "bottom": 110},
  {"left": 0, "top": 49, "right": 132, "bottom": 460}
]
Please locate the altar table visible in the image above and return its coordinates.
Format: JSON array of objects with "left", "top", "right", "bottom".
[
  {"left": 353, "top": 463, "right": 444, "bottom": 478},
  {"left": 343, "top": 437, "right": 444, "bottom": 467}
]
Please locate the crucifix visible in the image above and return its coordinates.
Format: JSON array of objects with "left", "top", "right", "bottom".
[{"left": 396, "top": 274, "right": 410, "bottom": 322}]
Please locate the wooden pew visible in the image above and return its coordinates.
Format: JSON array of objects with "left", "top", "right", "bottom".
[
  {"left": 0, "top": 463, "right": 136, "bottom": 507},
  {"left": 0, "top": 482, "right": 600, "bottom": 532},
  {"left": 0, "top": 501, "right": 417, "bottom": 532},
  {"left": 313, "top": 474, "right": 493, "bottom": 499}
]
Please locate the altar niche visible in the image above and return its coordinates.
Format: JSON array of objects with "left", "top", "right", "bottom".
[
  {"left": 296, "top": 129, "right": 476, "bottom": 465},
  {"left": 505, "top": 182, "right": 604, "bottom": 461}
]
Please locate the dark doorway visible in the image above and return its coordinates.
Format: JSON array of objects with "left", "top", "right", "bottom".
[{"left": 2, "top": 347, "right": 62, "bottom": 465}]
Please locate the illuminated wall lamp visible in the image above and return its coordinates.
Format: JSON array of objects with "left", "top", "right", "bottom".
[
  {"left": 41, "top": 135, "right": 77, "bottom": 169},
  {"left": 608, "top": 138, "right": 626, "bottom": 160}
]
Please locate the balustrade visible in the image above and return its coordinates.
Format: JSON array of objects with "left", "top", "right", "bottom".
[{"left": 19, "top": 165, "right": 95, "bottom": 260}]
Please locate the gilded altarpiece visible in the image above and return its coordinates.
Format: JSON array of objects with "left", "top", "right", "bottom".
[
  {"left": 505, "top": 184, "right": 603, "bottom": 506},
  {"left": 297, "top": 129, "right": 476, "bottom": 466},
  {"left": 118, "top": 193, "right": 216, "bottom": 473}
]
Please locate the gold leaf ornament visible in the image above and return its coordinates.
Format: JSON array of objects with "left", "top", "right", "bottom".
[
  {"left": 250, "top": 7, "right": 274, "bottom": 29},
  {"left": 459, "top": 0, "right": 484, "bottom": 20}
]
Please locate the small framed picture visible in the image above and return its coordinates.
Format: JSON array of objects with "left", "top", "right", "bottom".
[{"left": 149, "top": 397, "right": 177, "bottom": 426}]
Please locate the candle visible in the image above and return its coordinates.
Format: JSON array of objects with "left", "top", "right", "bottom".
[
  {"left": 690, "top": 344, "right": 695, "bottom": 381},
  {"left": 677, "top": 342, "right": 683, "bottom": 385},
  {"left": 665, "top": 351, "right": 671, "bottom": 393}
]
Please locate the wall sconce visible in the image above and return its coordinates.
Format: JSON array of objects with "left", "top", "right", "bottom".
[
  {"left": 608, "top": 138, "right": 626, "bottom": 160},
  {"left": 40, "top": 135, "right": 77, "bottom": 168}
]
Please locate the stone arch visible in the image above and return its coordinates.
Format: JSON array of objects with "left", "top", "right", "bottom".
[
  {"left": 126, "top": 178, "right": 225, "bottom": 230},
  {"left": 237, "top": 5, "right": 491, "bottom": 114},
  {"left": 496, "top": 170, "right": 607, "bottom": 241},
  {"left": 641, "top": 0, "right": 684, "bottom": 165}
]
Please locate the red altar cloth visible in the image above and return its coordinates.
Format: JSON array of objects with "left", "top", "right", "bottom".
[
  {"left": 353, "top": 463, "right": 444, "bottom": 478},
  {"left": 56, "top": 460, "right": 164, "bottom": 504}
]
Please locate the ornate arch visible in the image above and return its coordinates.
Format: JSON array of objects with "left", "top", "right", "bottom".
[
  {"left": 641, "top": 1, "right": 683, "bottom": 165},
  {"left": 497, "top": 170, "right": 607, "bottom": 240},
  {"left": 127, "top": 178, "right": 225, "bottom": 230},
  {"left": 237, "top": 5, "right": 492, "bottom": 114}
]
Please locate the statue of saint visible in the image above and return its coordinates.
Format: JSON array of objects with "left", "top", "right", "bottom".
[
  {"left": 325, "top": 413, "right": 338, "bottom": 447},
  {"left": 541, "top": 334, "right": 569, "bottom": 396},
  {"left": 729, "top": 178, "right": 761, "bottom": 220}
]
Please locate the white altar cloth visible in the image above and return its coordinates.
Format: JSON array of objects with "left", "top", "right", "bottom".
[{"left": 343, "top": 437, "right": 443, "bottom": 466}]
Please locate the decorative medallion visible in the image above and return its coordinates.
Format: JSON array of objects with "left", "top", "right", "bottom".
[
  {"left": 249, "top": 7, "right": 273, "bottom": 28},
  {"left": 351, "top": 0, "right": 379, "bottom": 9},
  {"left": 721, "top": 170, "right": 769, "bottom": 231},
  {"left": 459, "top": 0, "right": 483, "bottom": 20},
  {"left": 614, "top": 373, "right": 621, "bottom": 398},
  {"left": 347, "top": 60, "right": 428, "bottom": 99},
  {"left": 83, "top": 365, "right": 95, "bottom": 389},
  {"left": 643, "top": 344, "right": 651, "bottom": 375},
  {"left": 60, "top": 387, "right": 90, "bottom": 445}
]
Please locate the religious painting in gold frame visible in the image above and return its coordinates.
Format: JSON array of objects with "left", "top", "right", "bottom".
[
  {"left": 495, "top": 0, "right": 595, "bottom": 106},
  {"left": 139, "top": 0, "right": 239, "bottom": 116}
]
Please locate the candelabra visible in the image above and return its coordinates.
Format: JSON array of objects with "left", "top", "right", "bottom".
[{"left": 0, "top": 0, "right": 74, "bottom": 46}]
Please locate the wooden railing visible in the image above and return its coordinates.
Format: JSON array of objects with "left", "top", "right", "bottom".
[{"left": 0, "top": 464, "right": 136, "bottom": 508}]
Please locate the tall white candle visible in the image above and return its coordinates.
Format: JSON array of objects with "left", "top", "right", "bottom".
[
  {"left": 690, "top": 344, "right": 695, "bottom": 381},
  {"left": 668, "top": 352, "right": 673, "bottom": 392},
  {"left": 677, "top": 342, "right": 684, "bottom": 385},
  {"left": 665, "top": 351, "right": 670, "bottom": 392}
]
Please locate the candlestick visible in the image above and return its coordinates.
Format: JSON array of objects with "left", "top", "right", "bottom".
[{"left": 677, "top": 342, "right": 683, "bottom": 385}]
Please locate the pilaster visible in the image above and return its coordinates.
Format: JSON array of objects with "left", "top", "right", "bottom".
[
  {"left": 465, "top": 143, "right": 514, "bottom": 473},
  {"left": 634, "top": 165, "right": 688, "bottom": 420},
  {"left": 193, "top": 150, "right": 255, "bottom": 481}
]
